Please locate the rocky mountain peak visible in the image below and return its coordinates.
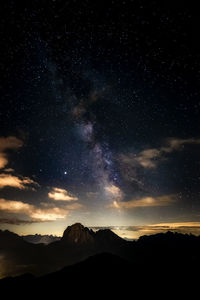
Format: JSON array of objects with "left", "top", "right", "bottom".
[{"left": 62, "top": 223, "right": 95, "bottom": 244}]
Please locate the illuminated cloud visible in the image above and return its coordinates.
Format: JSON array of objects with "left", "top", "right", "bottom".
[
  {"left": 0, "top": 198, "right": 33, "bottom": 214},
  {"left": 30, "top": 207, "right": 69, "bottom": 221},
  {"left": 148, "top": 222, "right": 200, "bottom": 229},
  {"left": 114, "top": 222, "right": 200, "bottom": 239},
  {"left": 109, "top": 194, "right": 176, "bottom": 210},
  {"left": 48, "top": 187, "right": 78, "bottom": 201},
  {"left": 104, "top": 184, "right": 123, "bottom": 200},
  {"left": 0, "top": 153, "right": 8, "bottom": 169},
  {"left": 162, "top": 137, "right": 200, "bottom": 153},
  {"left": 91, "top": 222, "right": 200, "bottom": 239},
  {"left": 119, "top": 137, "right": 200, "bottom": 170},
  {"left": 0, "top": 136, "right": 23, "bottom": 169},
  {"left": 0, "top": 173, "right": 38, "bottom": 190},
  {"left": 0, "top": 136, "right": 23, "bottom": 152},
  {"left": 0, "top": 136, "right": 39, "bottom": 191},
  {"left": 3, "top": 168, "right": 15, "bottom": 173},
  {"left": 135, "top": 148, "right": 162, "bottom": 168},
  {"left": 0, "top": 198, "right": 82, "bottom": 222}
]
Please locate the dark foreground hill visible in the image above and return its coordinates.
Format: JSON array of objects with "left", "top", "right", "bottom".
[
  {"left": 0, "top": 223, "right": 200, "bottom": 296},
  {"left": 0, "top": 251, "right": 199, "bottom": 297}
]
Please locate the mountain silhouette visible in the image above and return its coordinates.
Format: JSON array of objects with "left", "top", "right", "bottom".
[
  {"left": 61, "top": 223, "right": 95, "bottom": 245},
  {"left": 45, "top": 223, "right": 128, "bottom": 273},
  {"left": 0, "top": 224, "right": 128, "bottom": 278},
  {"left": 61, "top": 223, "right": 125, "bottom": 246},
  {"left": 1, "top": 223, "right": 200, "bottom": 294}
]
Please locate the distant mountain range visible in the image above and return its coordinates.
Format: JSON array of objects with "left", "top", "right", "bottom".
[
  {"left": 1, "top": 222, "right": 200, "bottom": 289},
  {"left": 23, "top": 226, "right": 136, "bottom": 244},
  {"left": 23, "top": 234, "right": 60, "bottom": 244}
]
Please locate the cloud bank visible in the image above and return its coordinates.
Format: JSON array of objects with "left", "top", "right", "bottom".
[{"left": 0, "top": 195, "right": 82, "bottom": 223}]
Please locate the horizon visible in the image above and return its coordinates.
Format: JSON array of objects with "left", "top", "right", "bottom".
[{"left": 1, "top": 221, "right": 200, "bottom": 240}]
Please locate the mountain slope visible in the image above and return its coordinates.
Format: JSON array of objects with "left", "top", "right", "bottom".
[
  {"left": 0, "top": 223, "right": 128, "bottom": 278},
  {"left": 0, "top": 229, "right": 46, "bottom": 278},
  {"left": 1, "top": 224, "right": 200, "bottom": 281},
  {"left": 1, "top": 251, "right": 199, "bottom": 298}
]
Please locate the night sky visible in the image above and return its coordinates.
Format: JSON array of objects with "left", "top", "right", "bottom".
[{"left": 0, "top": 0, "right": 200, "bottom": 239}]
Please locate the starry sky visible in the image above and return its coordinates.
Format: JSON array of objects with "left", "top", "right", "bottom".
[{"left": 0, "top": 0, "right": 200, "bottom": 239}]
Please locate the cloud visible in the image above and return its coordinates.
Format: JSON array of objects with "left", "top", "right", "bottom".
[
  {"left": 119, "top": 137, "right": 200, "bottom": 171},
  {"left": 134, "top": 148, "right": 163, "bottom": 168},
  {"left": 0, "top": 198, "right": 73, "bottom": 222},
  {"left": 114, "top": 222, "right": 200, "bottom": 239},
  {"left": 0, "top": 136, "right": 39, "bottom": 191},
  {"left": 0, "top": 218, "right": 39, "bottom": 225},
  {"left": 0, "top": 136, "right": 23, "bottom": 152},
  {"left": 90, "top": 222, "right": 200, "bottom": 239},
  {"left": 30, "top": 207, "right": 69, "bottom": 221},
  {"left": 162, "top": 137, "right": 200, "bottom": 153},
  {"left": 48, "top": 187, "right": 78, "bottom": 201},
  {"left": 0, "top": 198, "right": 67, "bottom": 222},
  {"left": 0, "top": 136, "right": 23, "bottom": 169},
  {"left": 0, "top": 173, "right": 39, "bottom": 190},
  {"left": 0, "top": 153, "right": 8, "bottom": 169},
  {"left": 104, "top": 184, "right": 123, "bottom": 200},
  {"left": 0, "top": 198, "right": 33, "bottom": 214},
  {"left": 3, "top": 168, "right": 15, "bottom": 173},
  {"left": 109, "top": 194, "right": 176, "bottom": 210}
]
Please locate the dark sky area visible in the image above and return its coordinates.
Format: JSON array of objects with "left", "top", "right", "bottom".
[{"left": 0, "top": 0, "right": 199, "bottom": 238}]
